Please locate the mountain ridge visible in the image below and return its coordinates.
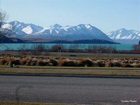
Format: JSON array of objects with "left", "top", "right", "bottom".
[
  {"left": 1, "top": 21, "right": 115, "bottom": 44},
  {"left": 2, "top": 21, "right": 140, "bottom": 44},
  {"left": 107, "top": 28, "right": 140, "bottom": 44}
]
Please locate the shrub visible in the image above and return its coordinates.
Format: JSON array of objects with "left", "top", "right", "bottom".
[
  {"left": 20, "top": 58, "right": 27, "bottom": 65},
  {"left": 30, "top": 61, "right": 37, "bottom": 66},
  {"left": 25, "top": 59, "right": 32, "bottom": 66},
  {"left": 0, "top": 59, "right": 8, "bottom": 65},
  {"left": 130, "top": 63, "right": 140, "bottom": 68},
  {"left": 4, "top": 57, "right": 20, "bottom": 67},
  {"left": 122, "top": 63, "right": 133, "bottom": 68},
  {"left": 105, "top": 62, "right": 112, "bottom": 67},
  {"left": 36, "top": 60, "right": 45, "bottom": 66},
  {"left": 12, "top": 59, "right": 20, "bottom": 65},
  {"left": 30, "top": 58, "right": 37, "bottom": 66},
  {"left": 50, "top": 59, "right": 58, "bottom": 66},
  {"left": 60, "top": 59, "right": 78, "bottom": 66},
  {"left": 97, "top": 61, "right": 105, "bottom": 67},
  {"left": 36, "top": 59, "right": 50, "bottom": 66},
  {"left": 110, "top": 62, "right": 122, "bottom": 67},
  {"left": 79, "top": 59, "right": 94, "bottom": 67}
]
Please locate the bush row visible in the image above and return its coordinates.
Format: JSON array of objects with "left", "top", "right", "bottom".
[{"left": 0, "top": 57, "right": 140, "bottom": 68}]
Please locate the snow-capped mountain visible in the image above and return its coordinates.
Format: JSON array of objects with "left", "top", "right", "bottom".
[
  {"left": 107, "top": 28, "right": 140, "bottom": 44},
  {"left": 1, "top": 21, "right": 114, "bottom": 43},
  {"left": 0, "top": 30, "right": 24, "bottom": 43},
  {"left": 2, "top": 21, "right": 43, "bottom": 37},
  {"left": 35, "top": 24, "right": 112, "bottom": 41}
]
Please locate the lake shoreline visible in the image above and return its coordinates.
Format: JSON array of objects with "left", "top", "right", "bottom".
[{"left": 0, "top": 43, "right": 135, "bottom": 51}]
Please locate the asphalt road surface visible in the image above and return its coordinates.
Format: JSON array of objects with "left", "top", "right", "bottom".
[{"left": 0, "top": 76, "right": 140, "bottom": 105}]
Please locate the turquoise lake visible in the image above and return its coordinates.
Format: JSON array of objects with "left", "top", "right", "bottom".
[{"left": 0, "top": 43, "right": 135, "bottom": 51}]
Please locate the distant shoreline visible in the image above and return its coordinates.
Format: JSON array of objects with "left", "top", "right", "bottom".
[{"left": 0, "top": 39, "right": 119, "bottom": 44}]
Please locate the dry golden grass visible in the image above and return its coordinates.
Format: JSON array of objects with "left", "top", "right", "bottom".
[{"left": 0, "top": 66, "right": 140, "bottom": 77}]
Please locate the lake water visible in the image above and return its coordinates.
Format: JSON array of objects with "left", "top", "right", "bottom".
[{"left": 0, "top": 43, "right": 135, "bottom": 51}]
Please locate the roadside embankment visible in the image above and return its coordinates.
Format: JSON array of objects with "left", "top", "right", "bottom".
[{"left": 0, "top": 66, "right": 140, "bottom": 78}]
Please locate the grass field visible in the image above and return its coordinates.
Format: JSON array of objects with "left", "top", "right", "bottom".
[{"left": 0, "top": 66, "right": 140, "bottom": 77}]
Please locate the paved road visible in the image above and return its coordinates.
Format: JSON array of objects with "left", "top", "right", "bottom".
[{"left": 0, "top": 76, "right": 140, "bottom": 105}]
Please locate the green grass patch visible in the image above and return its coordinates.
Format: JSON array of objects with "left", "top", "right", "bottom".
[{"left": 0, "top": 66, "right": 140, "bottom": 77}]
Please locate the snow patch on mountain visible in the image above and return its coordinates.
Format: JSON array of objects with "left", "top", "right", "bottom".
[
  {"left": 63, "top": 25, "right": 71, "bottom": 31},
  {"left": 2, "top": 24, "right": 12, "bottom": 30},
  {"left": 22, "top": 26, "right": 33, "bottom": 34}
]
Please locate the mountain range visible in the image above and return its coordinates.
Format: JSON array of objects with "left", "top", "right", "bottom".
[
  {"left": 1, "top": 21, "right": 140, "bottom": 44},
  {"left": 107, "top": 28, "right": 140, "bottom": 44},
  {"left": 0, "top": 31, "right": 24, "bottom": 43}
]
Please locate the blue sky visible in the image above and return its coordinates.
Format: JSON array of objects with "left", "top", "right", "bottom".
[{"left": 0, "top": 0, "right": 140, "bottom": 32}]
